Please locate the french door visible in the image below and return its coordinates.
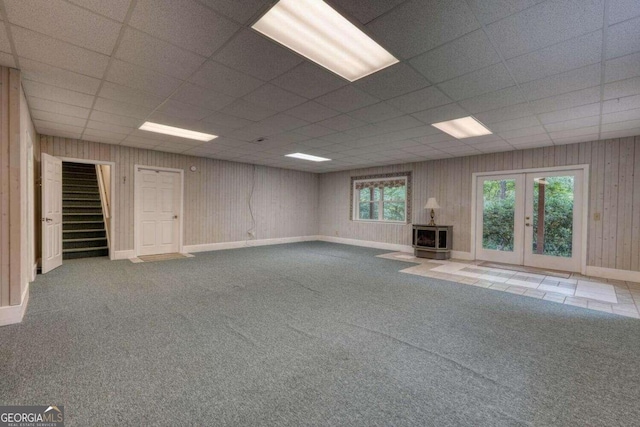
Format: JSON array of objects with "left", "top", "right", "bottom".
[{"left": 475, "top": 168, "right": 584, "bottom": 272}]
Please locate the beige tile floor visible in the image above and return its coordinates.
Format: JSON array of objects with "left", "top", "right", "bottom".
[{"left": 378, "top": 252, "right": 640, "bottom": 319}]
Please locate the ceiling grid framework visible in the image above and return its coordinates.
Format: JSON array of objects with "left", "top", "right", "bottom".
[{"left": 0, "top": 0, "right": 639, "bottom": 172}]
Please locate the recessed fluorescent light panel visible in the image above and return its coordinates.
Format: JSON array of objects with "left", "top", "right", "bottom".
[
  {"left": 285, "top": 152, "right": 331, "bottom": 162},
  {"left": 252, "top": 0, "right": 399, "bottom": 82},
  {"left": 139, "top": 122, "right": 217, "bottom": 142},
  {"left": 431, "top": 116, "right": 493, "bottom": 139}
]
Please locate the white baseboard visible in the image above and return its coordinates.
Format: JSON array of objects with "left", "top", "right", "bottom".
[
  {"left": 317, "top": 236, "right": 413, "bottom": 253},
  {"left": 451, "top": 251, "right": 474, "bottom": 260},
  {"left": 585, "top": 266, "right": 640, "bottom": 283},
  {"left": 184, "top": 235, "right": 320, "bottom": 253},
  {"left": 113, "top": 250, "right": 135, "bottom": 260},
  {"left": 0, "top": 283, "right": 29, "bottom": 327}
]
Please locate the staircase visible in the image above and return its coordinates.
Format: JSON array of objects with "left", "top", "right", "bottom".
[{"left": 62, "top": 162, "right": 109, "bottom": 259}]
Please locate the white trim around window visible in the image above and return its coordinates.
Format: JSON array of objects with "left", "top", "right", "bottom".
[{"left": 352, "top": 175, "right": 408, "bottom": 223}]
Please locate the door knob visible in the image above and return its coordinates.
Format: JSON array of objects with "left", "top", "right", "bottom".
[
  {"left": 173, "top": 215, "right": 178, "bottom": 219},
  {"left": 525, "top": 223, "right": 531, "bottom": 226},
  {"left": 42, "top": 217, "right": 53, "bottom": 223}
]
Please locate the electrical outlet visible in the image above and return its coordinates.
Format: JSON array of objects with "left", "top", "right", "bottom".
[
  {"left": 335, "top": 230, "right": 339, "bottom": 236},
  {"left": 593, "top": 212, "right": 601, "bottom": 221},
  {"left": 247, "top": 231, "right": 255, "bottom": 239}
]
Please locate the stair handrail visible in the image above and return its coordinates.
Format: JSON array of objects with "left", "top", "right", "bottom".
[{"left": 96, "top": 164, "right": 111, "bottom": 250}]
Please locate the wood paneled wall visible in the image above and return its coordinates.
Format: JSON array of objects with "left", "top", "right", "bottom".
[
  {"left": 38, "top": 136, "right": 319, "bottom": 253},
  {"left": 319, "top": 137, "right": 640, "bottom": 272},
  {"left": 0, "top": 67, "right": 23, "bottom": 307}
]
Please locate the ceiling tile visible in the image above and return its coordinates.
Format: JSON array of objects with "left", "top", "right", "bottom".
[
  {"left": 93, "top": 97, "right": 154, "bottom": 119},
  {"left": 98, "top": 82, "right": 165, "bottom": 109},
  {"left": 115, "top": 28, "right": 206, "bottom": 80},
  {"left": 606, "top": 16, "right": 640, "bottom": 59},
  {"left": 608, "top": 0, "right": 640, "bottom": 24},
  {"left": 519, "top": 64, "right": 601, "bottom": 101},
  {"left": 4, "top": 0, "right": 121, "bottom": 55},
  {"left": 437, "top": 63, "right": 514, "bottom": 101},
  {"left": 474, "top": 103, "right": 535, "bottom": 124},
  {"left": 375, "top": 115, "right": 424, "bottom": 133},
  {"left": 11, "top": 26, "right": 109, "bottom": 78},
  {"left": 28, "top": 97, "right": 91, "bottom": 119},
  {"left": 411, "top": 103, "right": 468, "bottom": 125},
  {"left": 603, "top": 76, "right": 640, "bottom": 100},
  {"left": 386, "top": 86, "right": 452, "bottom": 114},
  {"left": 243, "top": 114, "right": 308, "bottom": 136},
  {"left": 487, "top": 116, "right": 540, "bottom": 133},
  {"left": 106, "top": 59, "right": 182, "bottom": 98},
  {"left": 544, "top": 115, "right": 600, "bottom": 132},
  {"left": 548, "top": 125, "right": 600, "bottom": 141},
  {"left": 83, "top": 128, "right": 128, "bottom": 142},
  {"left": 294, "top": 124, "right": 337, "bottom": 138},
  {"left": 410, "top": 30, "right": 501, "bottom": 83},
  {"left": 271, "top": 62, "right": 347, "bottom": 99},
  {"left": 85, "top": 119, "right": 134, "bottom": 135},
  {"left": 36, "top": 127, "right": 82, "bottom": 139},
  {"left": 129, "top": 0, "right": 239, "bottom": 57},
  {"left": 315, "top": 86, "right": 380, "bottom": 113},
  {"left": 189, "top": 61, "right": 263, "bottom": 98},
  {"left": 0, "top": 52, "right": 15, "bottom": 68},
  {"left": 466, "top": 0, "right": 545, "bottom": 25},
  {"left": 538, "top": 103, "right": 601, "bottom": 124},
  {"left": 602, "top": 94, "right": 640, "bottom": 114},
  {"left": 458, "top": 86, "right": 526, "bottom": 113},
  {"left": 22, "top": 80, "right": 94, "bottom": 108},
  {"left": 354, "top": 63, "right": 430, "bottom": 99},
  {"left": 599, "top": 128, "right": 640, "bottom": 139},
  {"left": 284, "top": 101, "right": 339, "bottom": 123},
  {"left": 243, "top": 84, "right": 307, "bottom": 112},
  {"left": 66, "top": 0, "right": 131, "bottom": 22},
  {"left": 0, "top": 22, "right": 12, "bottom": 52},
  {"left": 19, "top": 58, "right": 101, "bottom": 95},
  {"left": 528, "top": 86, "right": 601, "bottom": 113},
  {"left": 31, "top": 110, "right": 87, "bottom": 127},
  {"left": 507, "top": 30, "right": 602, "bottom": 84},
  {"left": 213, "top": 30, "right": 303, "bottom": 81},
  {"left": 605, "top": 52, "right": 640, "bottom": 83},
  {"left": 170, "top": 83, "right": 235, "bottom": 111},
  {"left": 201, "top": 111, "right": 255, "bottom": 129},
  {"left": 601, "top": 108, "right": 640, "bottom": 124},
  {"left": 198, "top": 0, "right": 269, "bottom": 24},
  {"left": 156, "top": 100, "right": 214, "bottom": 121},
  {"left": 89, "top": 109, "right": 141, "bottom": 128},
  {"left": 34, "top": 119, "right": 84, "bottom": 134},
  {"left": 497, "top": 125, "right": 547, "bottom": 139},
  {"left": 366, "top": 0, "right": 480, "bottom": 59},
  {"left": 486, "top": 0, "right": 603, "bottom": 59},
  {"left": 601, "top": 119, "right": 640, "bottom": 132},
  {"left": 348, "top": 102, "right": 404, "bottom": 123},
  {"left": 506, "top": 133, "right": 552, "bottom": 146},
  {"left": 471, "top": 140, "right": 514, "bottom": 153},
  {"left": 330, "top": 0, "right": 406, "bottom": 24},
  {"left": 220, "top": 99, "right": 277, "bottom": 121},
  {"left": 317, "top": 115, "right": 367, "bottom": 132}
]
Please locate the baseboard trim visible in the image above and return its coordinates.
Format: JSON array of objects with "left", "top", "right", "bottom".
[
  {"left": 451, "top": 251, "right": 474, "bottom": 260},
  {"left": 317, "top": 236, "right": 414, "bottom": 253},
  {"left": 585, "top": 266, "right": 640, "bottom": 283},
  {"left": 0, "top": 284, "right": 29, "bottom": 327},
  {"left": 114, "top": 250, "right": 135, "bottom": 260},
  {"left": 184, "top": 235, "right": 320, "bottom": 253}
]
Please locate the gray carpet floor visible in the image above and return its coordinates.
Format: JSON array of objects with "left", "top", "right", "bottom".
[{"left": 1, "top": 242, "right": 639, "bottom": 426}]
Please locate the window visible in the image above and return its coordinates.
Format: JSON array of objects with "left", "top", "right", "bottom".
[{"left": 351, "top": 173, "right": 411, "bottom": 223}]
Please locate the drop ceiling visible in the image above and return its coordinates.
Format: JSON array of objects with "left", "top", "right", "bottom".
[{"left": 0, "top": 0, "right": 639, "bottom": 173}]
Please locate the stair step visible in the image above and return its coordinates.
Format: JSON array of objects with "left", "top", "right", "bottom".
[
  {"left": 63, "top": 197, "right": 101, "bottom": 202},
  {"left": 64, "top": 238, "right": 108, "bottom": 250},
  {"left": 63, "top": 184, "right": 99, "bottom": 189},
  {"left": 64, "top": 246, "right": 108, "bottom": 253},
  {"left": 63, "top": 193, "right": 100, "bottom": 200},
  {"left": 64, "top": 221, "right": 104, "bottom": 230},
  {"left": 63, "top": 248, "right": 109, "bottom": 260},
  {"left": 63, "top": 229, "right": 106, "bottom": 239}
]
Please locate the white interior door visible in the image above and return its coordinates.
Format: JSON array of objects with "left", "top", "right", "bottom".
[
  {"left": 41, "top": 153, "right": 62, "bottom": 273},
  {"left": 475, "top": 168, "right": 584, "bottom": 272},
  {"left": 136, "top": 168, "right": 182, "bottom": 256}
]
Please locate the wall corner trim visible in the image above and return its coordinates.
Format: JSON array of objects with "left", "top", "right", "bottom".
[{"left": 0, "top": 284, "right": 29, "bottom": 327}]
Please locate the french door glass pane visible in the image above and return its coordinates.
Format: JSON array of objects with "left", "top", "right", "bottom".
[
  {"left": 532, "top": 176, "right": 574, "bottom": 257},
  {"left": 482, "top": 179, "right": 516, "bottom": 251}
]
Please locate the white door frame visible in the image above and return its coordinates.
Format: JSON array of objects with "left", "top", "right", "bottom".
[
  {"left": 58, "top": 157, "right": 116, "bottom": 261},
  {"left": 133, "top": 165, "right": 184, "bottom": 257},
  {"left": 41, "top": 153, "right": 63, "bottom": 273},
  {"left": 471, "top": 164, "right": 589, "bottom": 274}
]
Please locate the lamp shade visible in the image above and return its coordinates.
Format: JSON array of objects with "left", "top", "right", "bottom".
[{"left": 424, "top": 197, "right": 440, "bottom": 210}]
